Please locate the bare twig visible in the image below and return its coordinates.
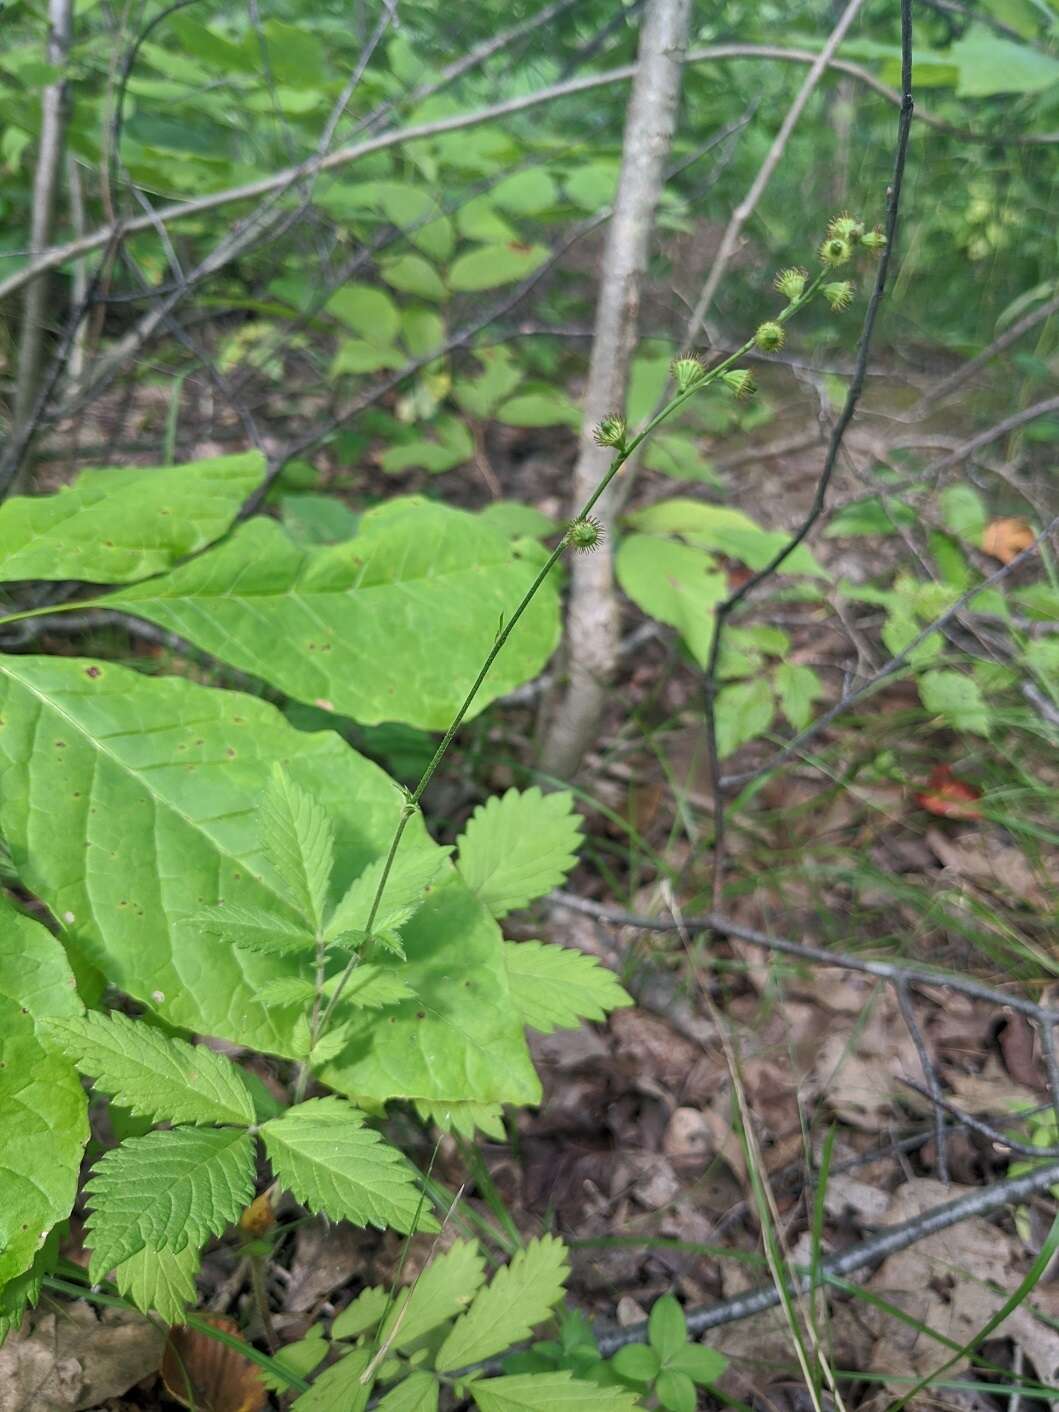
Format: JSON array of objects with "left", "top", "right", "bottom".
[
  {"left": 10, "top": 0, "right": 74, "bottom": 492},
  {"left": 3, "top": 41, "right": 1053, "bottom": 311},
  {"left": 537, "top": 0, "right": 692, "bottom": 780},
  {"left": 688, "top": 0, "right": 867, "bottom": 335}
]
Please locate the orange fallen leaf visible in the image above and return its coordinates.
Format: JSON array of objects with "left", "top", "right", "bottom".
[
  {"left": 162, "top": 1314, "right": 266, "bottom": 1412},
  {"left": 981, "top": 517, "right": 1034, "bottom": 564},
  {"left": 915, "top": 763, "right": 981, "bottom": 820},
  {"left": 239, "top": 1191, "right": 275, "bottom": 1238}
]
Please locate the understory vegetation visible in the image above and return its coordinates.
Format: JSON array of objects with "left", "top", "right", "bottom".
[{"left": 0, "top": 1, "right": 1058, "bottom": 1409}]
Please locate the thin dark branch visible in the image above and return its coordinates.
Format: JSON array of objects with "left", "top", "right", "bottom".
[
  {"left": 896, "top": 981, "right": 949, "bottom": 1183},
  {"left": 702, "top": 0, "right": 915, "bottom": 904}
]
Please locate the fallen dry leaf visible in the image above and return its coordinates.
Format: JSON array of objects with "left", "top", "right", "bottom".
[
  {"left": 982, "top": 516, "right": 1035, "bottom": 564},
  {"left": 162, "top": 1315, "right": 266, "bottom": 1412},
  {"left": 0, "top": 1301, "right": 164, "bottom": 1412},
  {"left": 916, "top": 764, "right": 981, "bottom": 820},
  {"left": 926, "top": 826, "right": 1049, "bottom": 907}
]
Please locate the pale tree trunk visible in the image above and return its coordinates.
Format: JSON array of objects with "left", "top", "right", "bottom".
[
  {"left": 538, "top": 0, "right": 690, "bottom": 780},
  {"left": 11, "top": 0, "right": 74, "bottom": 494}
]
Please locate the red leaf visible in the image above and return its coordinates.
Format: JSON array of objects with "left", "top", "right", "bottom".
[{"left": 915, "top": 764, "right": 981, "bottom": 820}]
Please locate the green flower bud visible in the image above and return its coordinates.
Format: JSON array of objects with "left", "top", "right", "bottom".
[
  {"left": 774, "top": 267, "right": 808, "bottom": 302},
  {"left": 823, "top": 281, "right": 854, "bottom": 312},
  {"left": 861, "top": 226, "right": 887, "bottom": 252},
  {"left": 593, "top": 414, "right": 628, "bottom": 449},
  {"left": 828, "top": 211, "right": 864, "bottom": 244},
  {"left": 567, "top": 516, "right": 604, "bottom": 552},
  {"left": 819, "top": 235, "right": 852, "bottom": 267},
  {"left": 671, "top": 354, "right": 706, "bottom": 393},
  {"left": 754, "top": 321, "right": 785, "bottom": 352},
  {"left": 721, "top": 369, "right": 756, "bottom": 400}
]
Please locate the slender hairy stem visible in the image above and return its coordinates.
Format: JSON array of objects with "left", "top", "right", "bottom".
[{"left": 319, "top": 281, "right": 831, "bottom": 1034}]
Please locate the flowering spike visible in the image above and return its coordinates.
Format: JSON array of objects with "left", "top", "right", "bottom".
[
  {"left": 593, "top": 414, "right": 628, "bottom": 450},
  {"left": 774, "top": 267, "right": 808, "bottom": 302},
  {"left": 567, "top": 516, "right": 604, "bottom": 552},
  {"left": 754, "top": 321, "right": 785, "bottom": 352},
  {"left": 861, "top": 226, "right": 887, "bottom": 252},
  {"left": 671, "top": 354, "right": 706, "bottom": 393},
  {"left": 721, "top": 369, "right": 756, "bottom": 400},
  {"left": 827, "top": 211, "right": 865, "bottom": 244},
  {"left": 819, "top": 235, "right": 852, "bottom": 267},
  {"left": 823, "top": 281, "right": 854, "bottom": 312}
]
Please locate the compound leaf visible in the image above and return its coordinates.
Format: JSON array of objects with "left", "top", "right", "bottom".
[
  {"left": 112, "top": 1242, "right": 200, "bottom": 1324},
  {"left": 383, "top": 1239, "right": 486, "bottom": 1349},
  {"left": 0, "top": 899, "right": 88, "bottom": 1290},
  {"left": 293, "top": 1346, "right": 373, "bottom": 1412},
  {"left": 42, "top": 1010, "right": 254, "bottom": 1126},
  {"left": 326, "top": 843, "right": 451, "bottom": 944},
  {"left": 191, "top": 903, "right": 316, "bottom": 957},
  {"left": 85, "top": 1126, "right": 255, "bottom": 1280},
  {"left": 0, "top": 656, "right": 539, "bottom": 1108},
  {"left": 375, "top": 1373, "right": 439, "bottom": 1411},
  {"left": 456, "top": 788, "right": 581, "bottom": 918},
  {"left": 261, "top": 1096, "right": 434, "bottom": 1234},
  {"left": 260, "top": 765, "right": 334, "bottom": 930},
  {"left": 108, "top": 498, "right": 560, "bottom": 730},
  {"left": 502, "top": 942, "right": 632, "bottom": 1034},
  {"left": 436, "top": 1235, "right": 569, "bottom": 1371}
]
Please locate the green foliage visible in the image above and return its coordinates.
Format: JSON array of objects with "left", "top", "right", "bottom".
[
  {"left": 261, "top": 1097, "right": 434, "bottom": 1233},
  {"left": 110, "top": 499, "right": 561, "bottom": 729},
  {"left": 503, "top": 942, "right": 633, "bottom": 1033},
  {"left": 436, "top": 1235, "right": 570, "bottom": 1370},
  {"left": 0, "top": 900, "right": 88, "bottom": 1293},
  {"left": 0, "top": 453, "right": 264, "bottom": 584},
  {"left": 611, "top": 1295, "right": 727, "bottom": 1410},
  {"left": 456, "top": 787, "right": 583, "bottom": 918}
]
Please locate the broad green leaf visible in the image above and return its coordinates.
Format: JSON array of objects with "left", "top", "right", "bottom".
[
  {"left": 656, "top": 1368, "right": 696, "bottom": 1412},
  {"left": 334, "top": 965, "right": 415, "bottom": 1010},
  {"left": 0, "top": 657, "right": 538, "bottom": 1107},
  {"left": 112, "top": 1242, "right": 200, "bottom": 1324},
  {"left": 414, "top": 1098, "right": 506, "bottom": 1140},
  {"left": 380, "top": 254, "right": 448, "bottom": 302},
  {"left": 260, "top": 765, "right": 334, "bottom": 931},
  {"left": 378, "top": 419, "right": 473, "bottom": 475},
  {"left": 0, "top": 1235, "right": 59, "bottom": 1345},
  {"left": 919, "top": 669, "right": 990, "bottom": 735},
  {"left": 882, "top": 609, "right": 943, "bottom": 663},
  {"left": 611, "top": 1344, "right": 660, "bottom": 1382},
  {"left": 191, "top": 903, "right": 316, "bottom": 957},
  {"left": 378, "top": 1239, "right": 486, "bottom": 1349},
  {"left": 326, "top": 842, "right": 451, "bottom": 943},
  {"left": 293, "top": 1346, "right": 373, "bottom": 1412},
  {"left": 436, "top": 1235, "right": 569, "bottom": 1371},
  {"left": 0, "top": 453, "right": 263, "bottom": 584},
  {"left": 669, "top": 1343, "right": 728, "bottom": 1384},
  {"left": 331, "top": 1283, "right": 389, "bottom": 1340},
  {"left": 261, "top": 1326, "right": 329, "bottom": 1392},
  {"left": 774, "top": 663, "right": 823, "bottom": 731},
  {"left": 448, "top": 243, "right": 548, "bottom": 291},
  {"left": 715, "top": 678, "right": 775, "bottom": 757},
  {"left": 939, "top": 485, "right": 987, "bottom": 541},
  {"left": 261, "top": 1096, "right": 434, "bottom": 1233},
  {"left": 564, "top": 161, "right": 619, "bottom": 210},
  {"left": 401, "top": 308, "right": 446, "bottom": 357},
  {"left": 109, "top": 498, "right": 560, "bottom": 730},
  {"left": 456, "top": 788, "right": 582, "bottom": 918},
  {"left": 452, "top": 347, "right": 524, "bottom": 418},
  {"left": 456, "top": 196, "right": 518, "bottom": 243},
  {"left": 643, "top": 433, "right": 719, "bottom": 485},
  {"left": 42, "top": 1010, "right": 254, "bottom": 1126},
  {"left": 327, "top": 284, "right": 400, "bottom": 343},
  {"left": 503, "top": 943, "right": 631, "bottom": 1033},
  {"left": 376, "top": 1373, "right": 439, "bottom": 1411},
  {"left": 281, "top": 495, "right": 359, "bottom": 546},
  {"left": 649, "top": 1294, "right": 686, "bottom": 1360},
  {"left": 479, "top": 502, "right": 556, "bottom": 539},
  {"left": 85, "top": 1127, "right": 254, "bottom": 1280},
  {"left": 0, "top": 900, "right": 87, "bottom": 1290},
  {"left": 332, "top": 340, "right": 406, "bottom": 375},
  {"left": 627, "top": 501, "right": 827, "bottom": 577},
  {"left": 471, "top": 1373, "right": 641, "bottom": 1411},
  {"left": 826, "top": 496, "right": 917, "bottom": 537},
  {"left": 615, "top": 534, "right": 726, "bottom": 667},
  {"left": 495, "top": 392, "right": 581, "bottom": 428},
  {"left": 952, "top": 25, "right": 1059, "bottom": 94},
  {"left": 492, "top": 169, "right": 558, "bottom": 215}
]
